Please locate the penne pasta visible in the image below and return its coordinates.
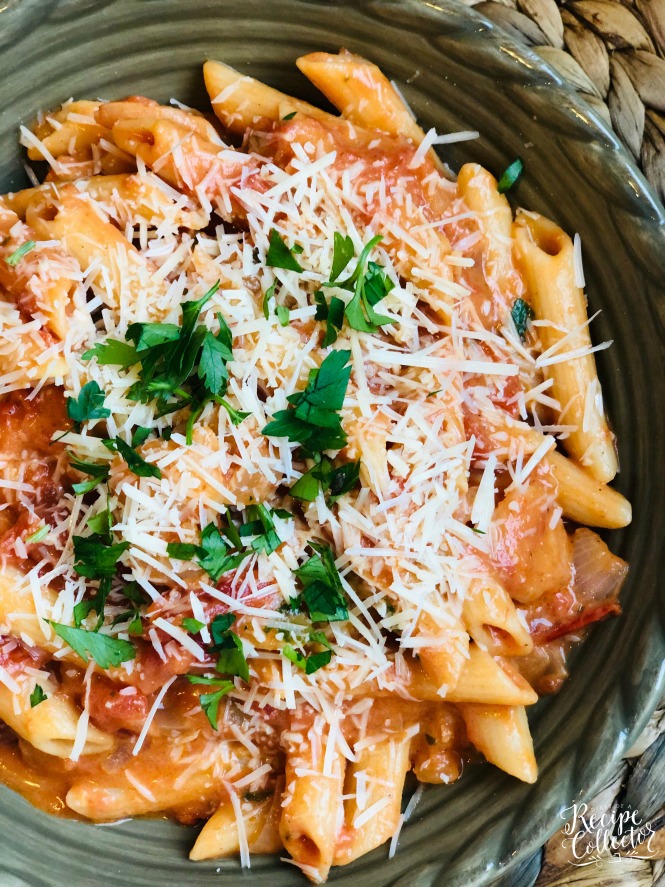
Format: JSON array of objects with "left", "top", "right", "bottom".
[
  {"left": 459, "top": 703, "right": 538, "bottom": 783},
  {"left": 0, "top": 53, "right": 631, "bottom": 883},
  {"left": 296, "top": 50, "right": 444, "bottom": 170},
  {"left": 514, "top": 212, "right": 618, "bottom": 483}
]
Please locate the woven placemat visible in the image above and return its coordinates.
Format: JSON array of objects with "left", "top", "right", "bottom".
[
  {"left": 460, "top": 0, "right": 665, "bottom": 203},
  {"left": 456, "top": 2, "right": 665, "bottom": 884}
]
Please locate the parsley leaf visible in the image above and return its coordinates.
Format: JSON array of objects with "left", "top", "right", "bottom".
[
  {"left": 326, "top": 235, "right": 395, "bottom": 334},
  {"left": 266, "top": 229, "right": 304, "bottom": 272},
  {"left": 103, "top": 436, "right": 162, "bottom": 479},
  {"left": 198, "top": 331, "right": 230, "bottom": 395},
  {"left": 167, "top": 542, "right": 203, "bottom": 560},
  {"left": 67, "top": 381, "right": 110, "bottom": 432},
  {"left": 328, "top": 460, "right": 361, "bottom": 503},
  {"left": 238, "top": 504, "right": 284, "bottom": 556},
  {"left": 263, "top": 350, "right": 352, "bottom": 454},
  {"left": 131, "top": 426, "right": 151, "bottom": 448},
  {"left": 198, "top": 523, "right": 248, "bottom": 582},
  {"left": 294, "top": 542, "right": 348, "bottom": 622},
  {"left": 49, "top": 621, "right": 136, "bottom": 669},
  {"left": 511, "top": 297, "right": 535, "bottom": 340},
  {"left": 186, "top": 675, "right": 234, "bottom": 730},
  {"left": 69, "top": 456, "right": 110, "bottom": 495},
  {"left": 5, "top": 240, "right": 35, "bottom": 266},
  {"left": 314, "top": 291, "right": 345, "bottom": 347},
  {"left": 73, "top": 536, "right": 129, "bottom": 580},
  {"left": 282, "top": 111, "right": 297, "bottom": 121},
  {"left": 207, "top": 614, "right": 248, "bottom": 682},
  {"left": 168, "top": 524, "right": 248, "bottom": 582},
  {"left": 26, "top": 525, "right": 49, "bottom": 544},
  {"left": 126, "top": 323, "right": 180, "bottom": 351},
  {"left": 497, "top": 158, "right": 523, "bottom": 194},
  {"left": 330, "top": 232, "right": 354, "bottom": 282},
  {"left": 29, "top": 685, "right": 47, "bottom": 707},
  {"left": 182, "top": 617, "right": 205, "bottom": 634},
  {"left": 276, "top": 305, "right": 290, "bottom": 327},
  {"left": 263, "top": 281, "right": 276, "bottom": 320},
  {"left": 82, "top": 339, "right": 138, "bottom": 367},
  {"left": 289, "top": 455, "right": 359, "bottom": 504}
]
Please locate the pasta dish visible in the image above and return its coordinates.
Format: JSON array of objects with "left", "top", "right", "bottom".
[{"left": 0, "top": 51, "right": 631, "bottom": 882}]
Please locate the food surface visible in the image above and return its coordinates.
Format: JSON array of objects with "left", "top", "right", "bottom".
[{"left": 0, "top": 50, "right": 631, "bottom": 882}]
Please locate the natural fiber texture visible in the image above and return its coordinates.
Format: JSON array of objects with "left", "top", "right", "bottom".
[{"left": 459, "top": 0, "right": 665, "bottom": 202}]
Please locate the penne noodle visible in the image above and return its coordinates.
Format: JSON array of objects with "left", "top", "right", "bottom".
[
  {"left": 462, "top": 579, "right": 534, "bottom": 657},
  {"left": 296, "top": 50, "right": 444, "bottom": 171},
  {"left": 203, "top": 59, "right": 333, "bottom": 134},
  {"left": 459, "top": 703, "right": 538, "bottom": 783},
  {"left": 280, "top": 714, "right": 345, "bottom": 882},
  {"left": 546, "top": 451, "right": 631, "bottom": 528},
  {"left": 334, "top": 731, "right": 412, "bottom": 865},
  {"left": 514, "top": 212, "right": 618, "bottom": 483}
]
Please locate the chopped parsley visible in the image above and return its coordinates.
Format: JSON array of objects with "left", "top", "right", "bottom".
[
  {"left": 66, "top": 381, "right": 110, "bottom": 433},
  {"left": 81, "top": 339, "right": 138, "bottom": 368},
  {"left": 276, "top": 304, "right": 290, "bottom": 327},
  {"left": 186, "top": 675, "right": 234, "bottom": 730},
  {"left": 49, "top": 621, "right": 136, "bottom": 669},
  {"left": 324, "top": 234, "right": 395, "bottom": 334},
  {"left": 282, "top": 111, "right": 297, "bottom": 121},
  {"left": 167, "top": 522, "right": 247, "bottom": 583},
  {"left": 265, "top": 229, "right": 304, "bottom": 272},
  {"left": 511, "top": 297, "right": 535, "bottom": 340},
  {"left": 29, "top": 685, "right": 47, "bottom": 708},
  {"left": 290, "top": 455, "right": 360, "bottom": 503},
  {"left": 103, "top": 436, "right": 162, "bottom": 480},
  {"left": 262, "top": 349, "right": 352, "bottom": 453},
  {"left": 5, "top": 240, "right": 35, "bottom": 266},
  {"left": 69, "top": 456, "right": 110, "bottom": 495},
  {"left": 182, "top": 617, "right": 206, "bottom": 634},
  {"left": 26, "top": 525, "right": 49, "bottom": 544},
  {"left": 283, "top": 630, "right": 333, "bottom": 674},
  {"left": 209, "top": 613, "right": 249, "bottom": 682},
  {"left": 82, "top": 281, "right": 243, "bottom": 445},
  {"left": 314, "top": 291, "right": 345, "bottom": 347},
  {"left": 167, "top": 505, "right": 288, "bottom": 581},
  {"left": 497, "top": 158, "right": 523, "bottom": 194},
  {"left": 292, "top": 541, "right": 348, "bottom": 623}
]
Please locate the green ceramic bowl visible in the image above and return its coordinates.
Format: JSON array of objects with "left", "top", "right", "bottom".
[{"left": 0, "top": 1, "right": 663, "bottom": 885}]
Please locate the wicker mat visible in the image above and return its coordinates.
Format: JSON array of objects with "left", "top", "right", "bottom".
[
  {"left": 455, "top": 2, "right": 665, "bottom": 885},
  {"left": 462, "top": 0, "right": 665, "bottom": 203}
]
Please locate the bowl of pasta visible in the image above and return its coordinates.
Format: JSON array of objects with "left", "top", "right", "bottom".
[{"left": 0, "top": 0, "right": 663, "bottom": 885}]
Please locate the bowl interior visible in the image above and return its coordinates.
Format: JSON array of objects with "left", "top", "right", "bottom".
[{"left": 0, "top": 1, "right": 663, "bottom": 886}]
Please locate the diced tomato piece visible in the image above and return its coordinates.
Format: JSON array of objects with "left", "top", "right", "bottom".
[
  {"left": 87, "top": 675, "right": 149, "bottom": 733},
  {"left": 531, "top": 600, "right": 622, "bottom": 644}
]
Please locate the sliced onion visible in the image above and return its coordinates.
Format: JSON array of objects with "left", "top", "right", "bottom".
[{"left": 572, "top": 528, "right": 628, "bottom": 606}]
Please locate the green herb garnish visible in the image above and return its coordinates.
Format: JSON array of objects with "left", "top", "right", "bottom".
[
  {"left": 70, "top": 456, "right": 110, "bottom": 495},
  {"left": 186, "top": 675, "right": 234, "bottom": 730},
  {"left": 262, "top": 349, "right": 352, "bottom": 454},
  {"left": 510, "top": 297, "right": 534, "bottom": 340},
  {"left": 5, "top": 240, "right": 35, "bottom": 266},
  {"left": 29, "top": 685, "right": 47, "bottom": 707},
  {"left": 103, "top": 436, "right": 162, "bottom": 480},
  {"left": 182, "top": 617, "right": 206, "bottom": 634},
  {"left": 266, "top": 229, "right": 303, "bottom": 272},
  {"left": 49, "top": 621, "right": 136, "bottom": 669},
  {"left": 325, "top": 235, "right": 395, "bottom": 334},
  {"left": 497, "top": 158, "right": 523, "bottom": 194},
  {"left": 66, "top": 381, "right": 110, "bottom": 433},
  {"left": 293, "top": 541, "right": 348, "bottom": 622}
]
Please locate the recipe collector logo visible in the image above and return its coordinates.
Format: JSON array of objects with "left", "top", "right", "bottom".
[{"left": 560, "top": 802, "right": 658, "bottom": 866}]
